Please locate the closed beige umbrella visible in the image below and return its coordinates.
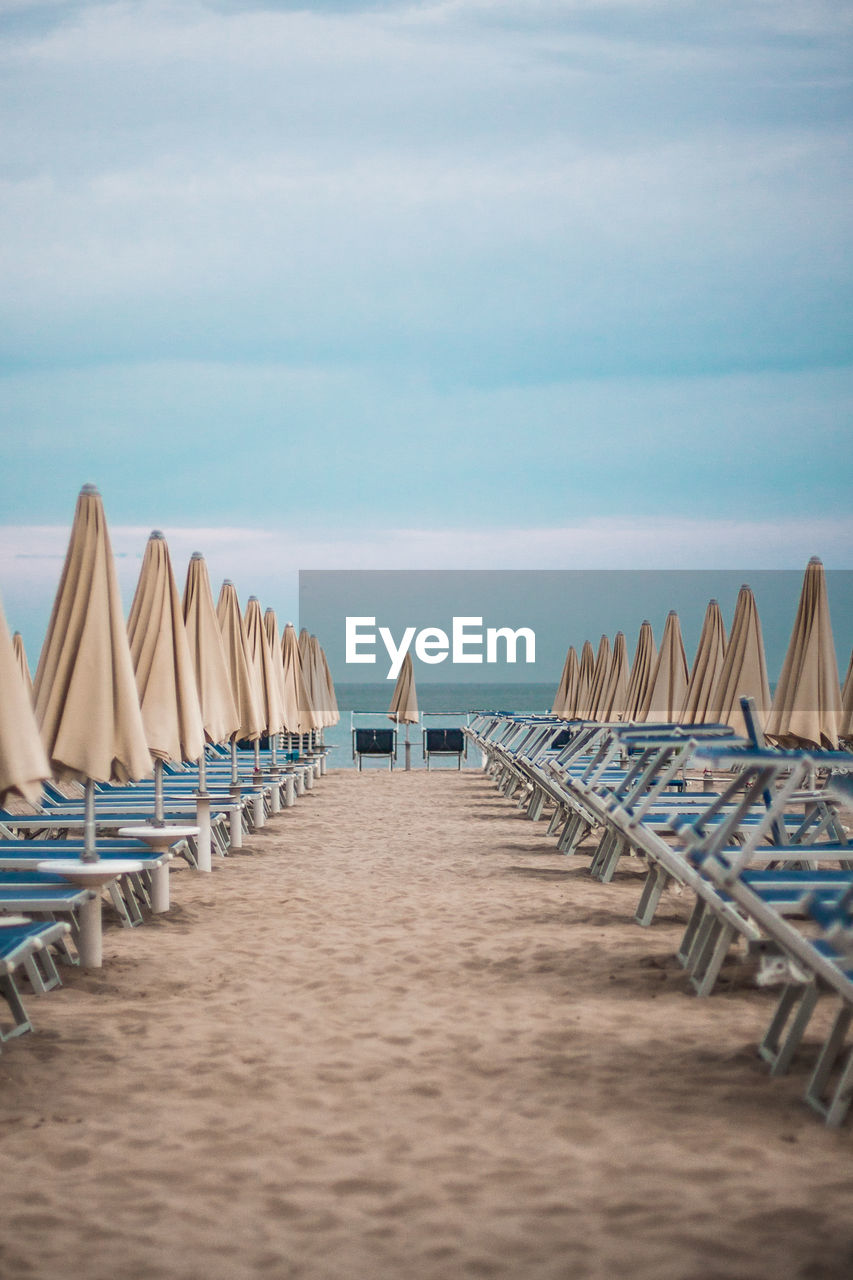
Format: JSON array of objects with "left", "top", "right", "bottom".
[
  {"left": 552, "top": 646, "right": 579, "bottom": 719},
  {"left": 32, "top": 484, "right": 148, "bottom": 962},
  {"left": 0, "top": 598, "right": 50, "bottom": 808},
  {"left": 125, "top": 530, "right": 204, "bottom": 885},
  {"left": 298, "top": 630, "right": 324, "bottom": 734},
  {"left": 245, "top": 597, "right": 285, "bottom": 739},
  {"left": 642, "top": 611, "right": 688, "bottom": 723},
  {"left": 281, "top": 622, "right": 311, "bottom": 738},
  {"left": 34, "top": 484, "right": 151, "bottom": 793},
  {"left": 216, "top": 581, "right": 264, "bottom": 744},
  {"left": 388, "top": 650, "right": 418, "bottom": 770},
  {"left": 388, "top": 651, "right": 419, "bottom": 725},
  {"left": 710, "top": 585, "right": 772, "bottom": 738},
  {"left": 182, "top": 553, "right": 239, "bottom": 747},
  {"left": 320, "top": 645, "right": 340, "bottom": 727},
  {"left": 127, "top": 532, "right": 205, "bottom": 769},
  {"left": 575, "top": 640, "right": 596, "bottom": 720},
  {"left": 308, "top": 634, "right": 332, "bottom": 729},
  {"left": 217, "top": 581, "right": 264, "bottom": 794},
  {"left": 766, "top": 557, "right": 843, "bottom": 749},
  {"left": 623, "top": 621, "right": 657, "bottom": 723},
  {"left": 182, "top": 551, "right": 240, "bottom": 869},
  {"left": 680, "top": 599, "right": 726, "bottom": 724},
  {"left": 12, "top": 632, "right": 34, "bottom": 702},
  {"left": 585, "top": 635, "right": 612, "bottom": 722},
  {"left": 839, "top": 649, "right": 853, "bottom": 743},
  {"left": 599, "top": 631, "right": 629, "bottom": 722},
  {"left": 264, "top": 608, "right": 288, "bottom": 719}
]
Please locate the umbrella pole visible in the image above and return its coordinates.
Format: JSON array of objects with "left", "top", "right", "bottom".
[
  {"left": 154, "top": 757, "right": 165, "bottom": 826},
  {"left": 195, "top": 747, "right": 211, "bottom": 873},
  {"left": 230, "top": 739, "right": 239, "bottom": 786},
  {"left": 83, "top": 777, "right": 98, "bottom": 863},
  {"left": 405, "top": 723, "right": 411, "bottom": 771}
]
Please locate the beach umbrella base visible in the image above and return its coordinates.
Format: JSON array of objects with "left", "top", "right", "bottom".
[
  {"left": 117, "top": 825, "right": 199, "bottom": 912},
  {"left": 40, "top": 859, "right": 144, "bottom": 967},
  {"left": 194, "top": 794, "right": 212, "bottom": 872}
]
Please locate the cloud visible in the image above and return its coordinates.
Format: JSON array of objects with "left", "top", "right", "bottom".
[
  {"left": 1, "top": 0, "right": 850, "bottom": 389},
  {"left": 3, "top": 512, "right": 851, "bottom": 663},
  {"left": 1, "top": 0, "right": 850, "bottom": 586}
]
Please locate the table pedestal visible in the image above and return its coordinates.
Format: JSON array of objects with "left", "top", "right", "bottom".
[
  {"left": 39, "top": 859, "right": 144, "bottom": 968},
  {"left": 116, "top": 826, "right": 199, "bottom": 912}
]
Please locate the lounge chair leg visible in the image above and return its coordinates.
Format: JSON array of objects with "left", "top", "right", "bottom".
[
  {"left": 677, "top": 899, "right": 706, "bottom": 968},
  {"left": 760, "top": 983, "right": 820, "bottom": 1075},
  {"left": 689, "top": 921, "right": 736, "bottom": 997},
  {"left": 546, "top": 806, "right": 564, "bottom": 838},
  {"left": 598, "top": 836, "right": 626, "bottom": 884},
  {"left": 635, "top": 865, "right": 669, "bottom": 927},
  {"left": 0, "top": 974, "right": 32, "bottom": 1039},
  {"left": 561, "top": 814, "right": 590, "bottom": 856},
  {"left": 527, "top": 787, "right": 545, "bottom": 821},
  {"left": 805, "top": 1004, "right": 853, "bottom": 1127}
]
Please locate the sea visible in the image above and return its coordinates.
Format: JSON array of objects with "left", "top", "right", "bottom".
[{"left": 320, "top": 682, "right": 556, "bottom": 770}]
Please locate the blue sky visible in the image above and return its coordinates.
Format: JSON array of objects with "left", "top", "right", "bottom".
[{"left": 1, "top": 0, "right": 851, "bottom": 663}]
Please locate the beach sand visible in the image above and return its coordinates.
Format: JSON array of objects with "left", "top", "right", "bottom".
[{"left": 1, "top": 769, "right": 851, "bottom": 1280}]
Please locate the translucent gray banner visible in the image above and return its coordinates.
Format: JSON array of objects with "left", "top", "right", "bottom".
[{"left": 299, "top": 569, "right": 852, "bottom": 686}]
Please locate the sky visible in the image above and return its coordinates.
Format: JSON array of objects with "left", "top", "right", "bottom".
[{"left": 1, "top": 0, "right": 851, "bottom": 671}]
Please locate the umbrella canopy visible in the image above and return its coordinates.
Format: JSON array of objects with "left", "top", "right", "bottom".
[
  {"left": 575, "top": 640, "right": 596, "bottom": 719},
  {"left": 709, "top": 584, "right": 773, "bottom": 738},
  {"left": 840, "top": 649, "right": 853, "bottom": 743},
  {"left": 264, "top": 608, "right": 288, "bottom": 717},
  {"left": 127, "top": 531, "right": 205, "bottom": 764},
  {"left": 552, "top": 646, "right": 579, "bottom": 719},
  {"left": 0, "top": 596, "right": 50, "bottom": 807},
  {"left": 623, "top": 621, "right": 657, "bottom": 723},
  {"left": 298, "top": 630, "right": 324, "bottom": 731},
  {"left": 12, "top": 632, "right": 34, "bottom": 701},
  {"left": 281, "top": 623, "right": 313, "bottom": 735},
  {"left": 642, "top": 611, "right": 688, "bottom": 723},
  {"left": 765, "top": 557, "right": 843, "bottom": 749},
  {"left": 33, "top": 484, "right": 151, "bottom": 785},
  {"left": 245, "top": 597, "right": 285, "bottom": 736},
  {"left": 599, "top": 630, "right": 629, "bottom": 722},
  {"left": 680, "top": 599, "right": 727, "bottom": 724},
  {"left": 182, "top": 553, "right": 240, "bottom": 745},
  {"left": 585, "top": 635, "right": 612, "bottom": 722},
  {"left": 552, "top": 645, "right": 577, "bottom": 718},
  {"left": 388, "top": 651, "right": 419, "bottom": 724},
  {"left": 308, "top": 635, "right": 333, "bottom": 728},
  {"left": 216, "top": 581, "right": 264, "bottom": 742},
  {"left": 319, "top": 645, "right": 340, "bottom": 726}
]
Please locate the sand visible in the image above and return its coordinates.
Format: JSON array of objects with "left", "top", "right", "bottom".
[{"left": 1, "top": 768, "right": 851, "bottom": 1280}]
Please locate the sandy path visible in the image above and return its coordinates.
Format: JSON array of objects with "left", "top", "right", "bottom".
[{"left": 0, "top": 769, "right": 851, "bottom": 1280}]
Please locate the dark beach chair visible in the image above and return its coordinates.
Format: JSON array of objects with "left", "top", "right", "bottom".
[
  {"left": 422, "top": 728, "right": 465, "bottom": 770},
  {"left": 353, "top": 728, "right": 396, "bottom": 772}
]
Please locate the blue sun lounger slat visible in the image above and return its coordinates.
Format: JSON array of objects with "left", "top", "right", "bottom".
[
  {"left": 0, "top": 842, "right": 173, "bottom": 927},
  {"left": 0, "top": 920, "right": 72, "bottom": 1041},
  {"left": 0, "top": 883, "right": 94, "bottom": 970}
]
